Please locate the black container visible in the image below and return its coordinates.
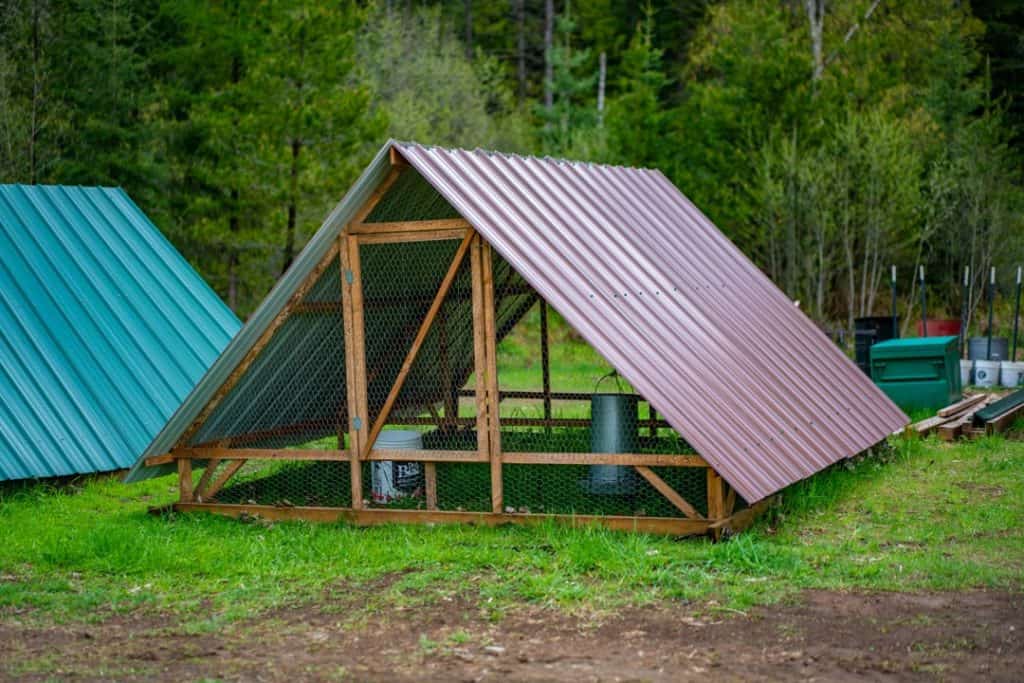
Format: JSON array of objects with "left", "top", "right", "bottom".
[{"left": 854, "top": 316, "right": 897, "bottom": 376}]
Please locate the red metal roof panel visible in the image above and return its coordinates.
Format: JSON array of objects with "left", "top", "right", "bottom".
[{"left": 396, "top": 142, "right": 908, "bottom": 503}]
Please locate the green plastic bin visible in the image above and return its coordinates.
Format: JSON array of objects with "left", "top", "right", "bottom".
[{"left": 869, "top": 336, "right": 961, "bottom": 412}]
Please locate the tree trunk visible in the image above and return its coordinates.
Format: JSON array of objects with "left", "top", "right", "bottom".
[
  {"left": 543, "top": 0, "right": 554, "bottom": 113},
  {"left": 597, "top": 51, "right": 606, "bottom": 124},
  {"left": 29, "top": 0, "right": 41, "bottom": 184},
  {"left": 228, "top": 189, "right": 239, "bottom": 312},
  {"left": 515, "top": 0, "right": 526, "bottom": 106},
  {"left": 283, "top": 137, "right": 301, "bottom": 274},
  {"left": 804, "top": 0, "right": 825, "bottom": 83},
  {"left": 464, "top": 0, "right": 472, "bottom": 60}
]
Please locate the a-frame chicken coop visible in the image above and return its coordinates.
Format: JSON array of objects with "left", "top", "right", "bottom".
[{"left": 127, "top": 141, "right": 907, "bottom": 537}]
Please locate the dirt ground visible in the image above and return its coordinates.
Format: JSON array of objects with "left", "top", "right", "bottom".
[{"left": 2, "top": 588, "right": 1021, "bottom": 682}]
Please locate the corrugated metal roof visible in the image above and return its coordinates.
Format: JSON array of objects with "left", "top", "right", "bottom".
[
  {"left": 0, "top": 185, "right": 240, "bottom": 480},
  {"left": 126, "top": 141, "right": 908, "bottom": 502},
  {"left": 395, "top": 143, "right": 908, "bottom": 502}
]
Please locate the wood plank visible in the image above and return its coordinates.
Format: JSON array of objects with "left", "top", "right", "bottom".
[
  {"left": 539, "top": 300, "right": 552, "bottom": 422},
  {"left": 706, "top": 469, "right": 725, "bottom": 520},
  {"left": 470, "top": 235, "right": 491, "bottom": 482},
  {"left": 633, "top": 466, "right": 701, "bottom": 520},
  {"left": 174, "top": 502, "right": 713, "bottom": 537},
  {"left": 724, "top": 485, "right": 737, "bottom": 517},
  {"left": 367, "top": 448, "right": 488, "bottom": 463},
  {"left": 938, "top": 413, "right": 974, "bottom": 441},
  {"left": 481, "top": 241, "right": 503, "bottom": 514},
  {"left": 502, "top": 452, "right": 707, "bottom": 467},
  {"left": 178, "top": 242, "right": 341, "bottom": 446},
  {"left": 340, "top": 234, "right": 364, "bottom": 509},
  {"left": 389, "top": 146, "right": 409, "bottom": 167},
  {"left": 361, "top": 230, "right": 476, "bottom": 460},
  {"left": 192, "top": 458, "right": 222, "bottom": 502},
  {"left": 179, "top": 448, "right": 349, "bottom": 461},
  {"left": 144, "top": 453, "right": 175, "bottom": 467},
  {"left": 201, "top": 459, "right": 247, "bottom": 501},
  {"left": 424, "top": 462, "right": 437, "bottom": 510},
  {"left": 938, "top": 394, "right": 986, "bottom": 417},
  {"left": 709, "top": 497, "right": 775, "bottom": 536},
  {"left": 355, "top": 228, "right": 469, "bottom": 244},
  {"left": 349, "top": 218, "right": 471, "bottom": 235},
  {"left": 177, "top": 458, "right": 193, "bottom": 503},
  {"left": 985, "top": 401, "right": 1024, "bottom": 435},
  {"left": 348, "top": 236, "right": 370, "bottom": 454}
]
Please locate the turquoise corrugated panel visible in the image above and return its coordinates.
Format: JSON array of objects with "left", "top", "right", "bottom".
[{"left": 0, "top": 185, "right": 240, "bottom": 480}]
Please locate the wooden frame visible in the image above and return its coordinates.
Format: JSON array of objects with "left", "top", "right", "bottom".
[{"left": 162, "top": 161, "right": 772, "bottom": 539}]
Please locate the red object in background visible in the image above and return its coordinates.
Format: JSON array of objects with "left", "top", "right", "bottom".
[{"left": 917, "top": 318, "right": 962, "bottom": 337}]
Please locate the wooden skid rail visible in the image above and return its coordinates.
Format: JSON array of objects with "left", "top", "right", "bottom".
[{"left": 174, "top": 502, "right": 714, "bottom": 537}]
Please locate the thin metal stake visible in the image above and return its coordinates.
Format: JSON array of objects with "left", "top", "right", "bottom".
[
  {"left": 1013, "top": 266, "right": 1021, "bottom": 361},
  {"left": 891, "top": 265, "right": 898, "bottom": 339},
  {"left": 987, "top": 266, "right": 996, "bottom": 361},
  {"left": 919, "top": 265, "right": 928, "bottom": 338},
  {"left": 960, "top": 266, "right": 969, "bottom": 358}
]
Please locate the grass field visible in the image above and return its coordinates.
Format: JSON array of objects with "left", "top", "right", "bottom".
[{"left": 1, "top": 431, "right": 1022, "bottom": 634}]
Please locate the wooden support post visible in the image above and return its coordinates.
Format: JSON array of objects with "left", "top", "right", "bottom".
[
  {"left": 481, "top": 241, "right": 503, "bottom": 514},
  {"left": 424, "top": 462, "right": 438, "bottom": 510},
  {"left": 633, "top": 466, "right": 701, "bottom": 519},
  {"left": 470, "top": 236, "right": 492, "bottom": 496},
  {"left": 539, "top": 299, "right": 552, "bottom": 423},
  {"left": 340, "top": 235, "right": 365, "bottom": 509},
  {"left": 724, "top": 484, "right": 737, "bottom": 517},
  {"left": 177, "top": 458, "right": 194, "bottom": 503},
  {"left": 361, "top": 231, "right": 475, "bottom": 460},
  {"left": 192, "top": 458, "right": 222, "bottom": 502},
  {"left": 201, "top": 459, "right": 247, "bottom": 501},
  {"left": 707, "top": 468, "right": 725, "bottom": 528},
  {"left": 438, "top": 304, "right": 457, "bottom": 427}
]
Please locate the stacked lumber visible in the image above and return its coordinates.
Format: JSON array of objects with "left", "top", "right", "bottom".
[
  {"left": 971, "top": 388, "right": 1024, "bottom": 436},
  {"left": 906, "top": 393, "right": 1004, "bottom": 441}
]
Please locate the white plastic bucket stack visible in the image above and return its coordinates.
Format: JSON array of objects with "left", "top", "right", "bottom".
[
  {"left": 371, "top": 430, "right": 424, "bottom": 504},
  {"left": 1001, "top": 361, "right": 1024, "bottom": 388},
  {"left": 960, "top": 359, "right": 973, "bottom": 388},
  {"left": 974, "top": 360, "right": 1001, "bottom": 388}
]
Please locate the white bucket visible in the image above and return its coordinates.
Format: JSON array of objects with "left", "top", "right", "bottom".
[
  {"left": 371, "top": 430, "right": 424, "bottom": 504},
  {"left": 1000, "top": 361, "right": 1024, "bottom": 388},
  {"left": 960, "top": 359, "right": 973, "bottom": 388},
  {"left": 974, "top": 360, "right": 1000, "bottom": 388}
]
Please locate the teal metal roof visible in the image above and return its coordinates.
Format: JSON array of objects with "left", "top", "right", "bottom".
[{"left": 0, "top": 185, "right": 240, "bottom": 480}]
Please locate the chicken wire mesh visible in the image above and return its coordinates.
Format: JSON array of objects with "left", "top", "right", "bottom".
[{"left": 181, "top": 164, "right": 726, "bottom": 521}]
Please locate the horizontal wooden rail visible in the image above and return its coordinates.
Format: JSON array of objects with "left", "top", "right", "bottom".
[
  {"left": 349, "top": 218, "right": 471, "bottom": 234},
  {"left": 355, "top": 228, "right": 469, "bottom": 244},
  {"left": 502, "top": 452, "right": 707, "bottom": 467},
  {"left": 366, "top": 448, "right": 488, "bottom": 463},
  {"left": 174, "top": 502, "right": 712, "bottom": 536}
]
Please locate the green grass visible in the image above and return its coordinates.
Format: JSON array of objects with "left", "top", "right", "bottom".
[{"left": 1, "top": 434, "right": 1022, "bottom": 627}]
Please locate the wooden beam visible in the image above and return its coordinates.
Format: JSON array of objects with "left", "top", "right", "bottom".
[
  {"left": 355, "top": 228, "right": 469, "bottom": 244},
  {"left": 174, "top": 502, "right": 712, "bottom": 537},
  {"left": 201, "top": 459, "right": 247, "bottom": 501},
  {"left": 349, "top": 218, "right": 471, "bottom": 234},
  {"left": 938, "top": 394, "right": 986, "bottom": 417},
  {"left": 361, "top": 230, "right": 476, "bottom": 460},
  {"left": 633, "top": 466, "right": 701, "bottom": 520},
  {"left": 366, "top": 448, "right": 488, "bottom": 463},
  {"left": 353, "top": 166, "right": 403, "bottom": 224},
  {"left": 177, "top": 458, "right": 193, "bottom": 503},
  {"left": 178, "top": 447, "right": 349, "bottom": 461},
  {"left": 340, "top": 234, "right": 364, "bottom": 509},
  {"left": 144, "top": 453, "right": 175, "bottom": 467},
  {"left": 178, "top": 242, "right": 341, "bottom": 446},
  {"left": 389, "top": 146, "right": 409, "bottom": 167},
  {"left": 424, "top": 462, "right": 438, "bottom": 510},
  {"left": 985, "top": 401, "right": 1024, "bottom": 436},
  {"left": 539, "top": 299, "right": 552, "bottom": 422},
  {"left": 192, "top": 458, "right": 222, "bottom": 502},
  {"left": 481, "top": 241, "right": 503, "bottom": 514},
  {"left": 503, "top": 452, "right": 707, "bottom": 467},
  {"left": 709, "top": 496, "right": 775, "bottom": 536},
  {"left": 470, "top": 235, "right": 491, "bottom": 481},
  {"left": 724, "top": 485, "right": 737, "bottom": 517},
  {"left": 706, "top": 469, "right": 725, "bottom": 520}
]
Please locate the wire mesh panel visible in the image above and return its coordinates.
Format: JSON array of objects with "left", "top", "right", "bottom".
[
  {"left": 188, "top": 256, "right": 349, "bottom": 450},
  {"left": 357, "top": 235, "right": 485, "bottom": 509},
  {"left": 489, "top": 248, "right": 706, "bottom": 518},
  {"left": 213, "top": 459, "right": 352, "bottom": 508}
]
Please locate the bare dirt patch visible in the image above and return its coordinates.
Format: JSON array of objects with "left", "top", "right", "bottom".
[{"left": 2, "top": 589, "right": 1021, "bottom": 681}]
